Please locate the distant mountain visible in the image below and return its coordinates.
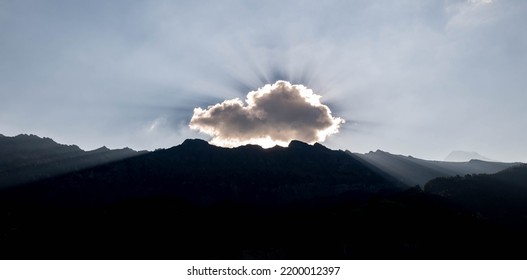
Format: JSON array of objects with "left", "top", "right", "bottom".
[
  {"left": 445, "top": 150, "right": 493, "bottom": 162},
  {"left": 351, "top": 150, "right": 519, "bottom": 187},
  {"left": 0, "top": 134, "right": 143, "bottom": 188}
]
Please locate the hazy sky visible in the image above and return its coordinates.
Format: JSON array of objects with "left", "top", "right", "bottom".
[{"left": 1, "top": 0, "right": 526, "bottom": 161}]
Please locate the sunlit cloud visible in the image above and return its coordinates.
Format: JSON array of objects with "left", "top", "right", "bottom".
[
  {"left": 1, "top": 1, "right": 526, "bottom": 161},
  {"left": 189, "top": 81, "right": 344, "bottom": 148}
]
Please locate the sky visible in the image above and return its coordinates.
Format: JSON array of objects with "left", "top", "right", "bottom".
[{"left": 1, "top": 0, "right": 526, "bottom": 162}]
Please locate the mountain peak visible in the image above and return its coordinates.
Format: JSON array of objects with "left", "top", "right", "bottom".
[
  {"left": 180, "top": 138, "right": 210, "bottom": 148},
  {"left": 93, "top": 146, "right": 110, "bottom": 152},
  {"left": 313, "top": 142, "right": 329, "bottom": 150},
  {"left": 288, "top": 139, "right": 308, "bottom": 145},
  {"left": 288, "top": 140, "right": 310, "bottom": 149},
  {"left": 366, "top": 149, "right": 388, "bottom": 155},
  {"left": 445, "top": 151, "right": 493, "bottom": 162}
]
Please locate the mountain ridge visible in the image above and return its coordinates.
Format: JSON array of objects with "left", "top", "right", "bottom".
[
  {"left": 5, "top": 136, "right": 393, "bottom": 207},
  {"left": 0, "top": 133, "right": 144, "bottom": 188},
  {"left": 1, "top": 134, "right": 527, "bottom": 259},
  {"left": 352, "top": 149, "right": 519, "bottom": 187}
]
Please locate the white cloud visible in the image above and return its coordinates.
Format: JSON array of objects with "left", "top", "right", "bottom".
[{"left": 189, "top": 81, "right": 344, "bottom": 148}]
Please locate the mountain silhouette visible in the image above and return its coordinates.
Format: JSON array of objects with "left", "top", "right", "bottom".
[
  {"left": 1, "top": 134, "right": 527, "bottom": 259},
  {"left": 351, "top": 150, "right": 518, "bottom": 187},
  {"left": 0, "top": 137, "right": 410, "bottom": 259},
  {"left": 444, "top": 150, "right": 493, "bottom": 162},
  {"left": 425, "top": 164, "right": 527, "bottom": 226},
  {"left": 0, "top": 134, "right": 143, "bottom": 188},
  {"left": 1, "top": 138, "right": 395, "bottom": 208}
]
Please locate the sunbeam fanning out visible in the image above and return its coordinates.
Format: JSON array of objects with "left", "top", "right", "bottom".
[{"left": 189, "top": 81, "right": 344, "bottom": 148}]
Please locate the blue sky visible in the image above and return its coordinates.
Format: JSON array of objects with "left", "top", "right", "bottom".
[{"left": 1, "top": 0, "right": 526, "bottom": 161}]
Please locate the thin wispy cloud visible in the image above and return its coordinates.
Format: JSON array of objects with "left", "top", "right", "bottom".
[
  {"left": 446, "top": 0, "right": 499, "bottom": 29},
  {"left": 469, "top": 0, "right": 493, "bottom": 5}
]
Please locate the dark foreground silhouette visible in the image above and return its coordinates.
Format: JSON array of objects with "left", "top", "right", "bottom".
[{"left": 0, "top": 135, "right": 526, "bottom": 259}]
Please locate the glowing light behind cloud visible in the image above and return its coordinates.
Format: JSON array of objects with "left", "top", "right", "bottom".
[
  {"left": 2, "top": 1, "right": 527, "bottom": 161},
  {"left": 189, "top": 81, "right": 344, "bottom": 148}
]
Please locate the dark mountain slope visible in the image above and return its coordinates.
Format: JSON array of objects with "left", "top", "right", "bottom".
[
  {"left": 1, "top": 139, "right": 395, "bottom": 207},
  {"left": 353, "top": 150, "right": 518, "bottom": 187},
  {"left": 0, "top": 134, "right": 143, "bottom": 188},
  {"left": 425, "top": 164, "right": 527, "bottom": 226},
  {"left": 1, "top": 137, "right": 526, "bottom": 259},
  {"left": 0, "top": 184, "right": 513, "bottom": 259},
  {"left": 0, "top": 139, "right": 420, "bottom": 259}
]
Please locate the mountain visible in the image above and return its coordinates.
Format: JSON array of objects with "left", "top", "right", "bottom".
[
  {"left": 1, "top": 135, "right": 527, "bottom": 259},
  {"left": 0, "top": 134, "right": 143, "bottom": 188},
  {"left": 425, "top": 164, "right": 527, "bottom": 226},
  {"left": 444, "top": 150, "right": 493, "bottom": 162},
  {"left": 351, "top": 150, "right": 518, "bottom": 187},
  {"left": 1, "top": 139, "right": 395, "bottom": 207},
  {"left": 0, "top": 138, "right": 411, "bottom": 259}
]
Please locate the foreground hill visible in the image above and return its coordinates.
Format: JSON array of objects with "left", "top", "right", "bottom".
[
  {"left": 352, "top": 150, "right": 518, "bottom": 187},
  {"left": 0, "top": 134, "right": 142, "bottom": 188},
  {"left": 425, "top": 164, "right": 527, "bottom": 226}
]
